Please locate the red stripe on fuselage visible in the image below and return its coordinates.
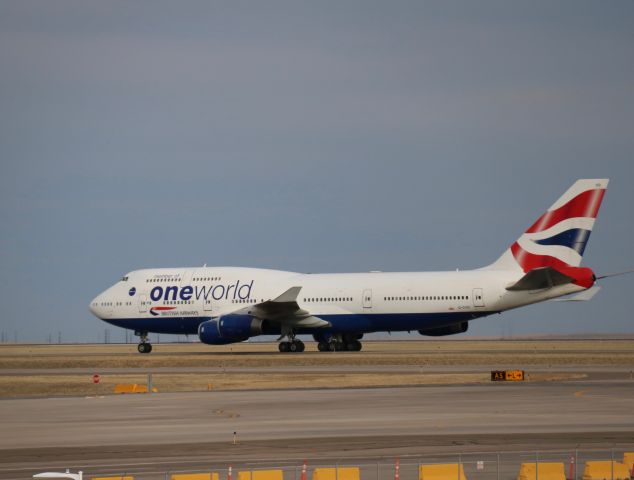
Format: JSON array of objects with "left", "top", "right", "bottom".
[
  {"left": 152, "top": 306, "right": 176, "bottom": 311},
  {"left": 526, "top": 189, "right": 605, "bottom": 233}
]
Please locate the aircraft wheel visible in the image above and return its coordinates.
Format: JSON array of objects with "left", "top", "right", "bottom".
[
  {"left": 138, "top": 343, "right": 152, "bottom": 354},
  {"left": 295, "top": 340, "right": 305, "bottom": 352},
  {"left": 278, "top": 342, "right": 290, "bottom": 353},
  {"left": 317, "top": 341, "right": 328, "bottom": 352},
  {"left": 352, "top": 340, "right": 362, "bottom": 352},
  {"left": 289, "top": 341, "right": 299, "bottom": 353}
]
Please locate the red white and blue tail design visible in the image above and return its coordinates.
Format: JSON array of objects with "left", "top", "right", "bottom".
[{"left": 487, "top": 179, "right": 609, "bottom": 281}]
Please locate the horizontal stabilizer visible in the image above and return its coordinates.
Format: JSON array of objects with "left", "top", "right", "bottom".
[
  {"left": 506, "top": 267, "right": 574, "bottom": 291},
  {"left": 553, "top": 286, "right": 601, "bottom": 302}
]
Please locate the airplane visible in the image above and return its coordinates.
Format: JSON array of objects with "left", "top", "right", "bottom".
[{"left": 90, "top": 179, "right": 622, "bottom": 354}]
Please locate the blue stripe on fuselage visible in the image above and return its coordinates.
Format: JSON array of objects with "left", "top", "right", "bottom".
[{"left": 102, "top": 311, "right": 494, "bottom": 335}]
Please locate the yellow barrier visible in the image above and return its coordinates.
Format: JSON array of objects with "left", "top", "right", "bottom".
[
  {"left": 113, "top": 384, "right": 158, "bottom": 394},
  {"left": 517, "top": 463, "right": 566, "bottom": 480},
  {"left": 313, "top": 467, "right": 360, "bottom": 480},
  {"left": 622, "top": 454, "right": 634, "bottom": 472},
  {"left": 582, "top": 461, "right": 630, "bottom": 480},
  {"left": 92, "top": 477, "right": 134, "bottom": 480},
  {"left": 238, "top": 470, "right": 284, "bottom": 480},
  {"left": 171, "top": 474, "right": 219, "bottom": 480},
  {"left": 419, "top": 464, "right": 467, "bottom": 480}
]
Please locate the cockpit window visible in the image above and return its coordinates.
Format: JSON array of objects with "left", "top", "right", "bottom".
[{"left": 121, "top": 276, "right": 129, "bottom": 282}]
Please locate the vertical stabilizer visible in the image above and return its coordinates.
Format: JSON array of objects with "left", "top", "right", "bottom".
[{"left": 485, "top": 179, "right": 609, "bottom": 272}]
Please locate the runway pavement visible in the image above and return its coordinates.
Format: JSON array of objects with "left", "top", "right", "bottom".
[
  {"left": 0, "top": 379, "right": 633, "bottom": 479},
  {"left": 3, "top": 381, "right": 634, "bottom": 449}
]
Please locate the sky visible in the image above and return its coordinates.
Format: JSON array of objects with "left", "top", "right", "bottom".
[{"left": 0, "top": 1, "right": 633, "bottom": 343}]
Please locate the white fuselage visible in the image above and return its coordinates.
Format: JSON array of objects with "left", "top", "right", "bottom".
[{"left": 89, "top": 266, "right": 584, "bottom": 336}]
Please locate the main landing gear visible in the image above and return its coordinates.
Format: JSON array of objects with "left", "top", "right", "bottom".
[
  {"left": 278, "top": 330, "right": 305, "bottom": 353},
  {"left": 315, "top": 334, "right": 363, "bottom": 352},
  {"left": 136, "top": 331, "right": 153, "bottom": 354},
  {"left": 278, "top": 339, "right": 305, "bottom": 353}
]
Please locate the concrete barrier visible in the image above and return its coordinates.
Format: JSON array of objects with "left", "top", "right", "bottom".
[
  {"left": 313, "top": 467, "right": 360, "bottom": 480},
  {"left": 113, "top": 384, "right": 158, "bottom": 394},
  {"left": 517, "top": 463, "right": 566, "bottom": 480},
  {"left": 419, "top": 464, "right": 467, "bottom": 480},
  {"left": 582, "top": 461, "right": 630, "bottom": 480},
  {"left": 238, "top": 470, "right": 284, "bottom": 480},
  {"left": 171, "top": 474, "right": 219, "bottom": 480}
]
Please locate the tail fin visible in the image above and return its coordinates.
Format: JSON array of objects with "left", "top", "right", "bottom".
[{"left": 486, "top": 179, "right": 609, "bottom": 272}]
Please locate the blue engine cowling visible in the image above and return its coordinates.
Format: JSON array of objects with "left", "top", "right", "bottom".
[{"left": 198, "top": 315, "right": 264, "bottom": 345}]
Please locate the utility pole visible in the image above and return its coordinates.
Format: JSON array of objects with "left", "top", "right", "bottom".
[{"left": 58, "top": 331, "right": 62, "bottom": 344}]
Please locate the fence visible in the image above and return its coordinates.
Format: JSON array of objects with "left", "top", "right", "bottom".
[{"left": 69, "top": 448, "right": 634, "bottom": 480}]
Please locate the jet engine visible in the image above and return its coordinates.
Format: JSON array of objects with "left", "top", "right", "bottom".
[
  {"left": 198, "top": 315, "right": 264, "bottom": 345},
  {"left": 418, "top": 321, "right": 468, "bottom": 337}
]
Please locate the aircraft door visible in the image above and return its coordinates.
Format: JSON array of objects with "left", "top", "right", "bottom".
[
  {"left": 203, "top": 296, "right": 213, "bottom": 312},
  {"left": 472, "top": 288, "right": 485, "bottom": 307},
  {"left": 362, "top": 289, "right": 372, "bottom": 308},
  {"left": 139, "top": 294, "right": 148, "bottom": 313}
]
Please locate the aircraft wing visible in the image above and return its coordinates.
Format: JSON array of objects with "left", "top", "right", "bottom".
[
  {"left": 238, "top": 286, "right": 330, "bottom": 328},
  {"left": 506, "top": 267, "right": 574, "bottom": 291}
]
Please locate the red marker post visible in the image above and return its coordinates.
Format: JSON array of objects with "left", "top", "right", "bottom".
[
  {"left": 395, "top": 457, "right": 400, "bottom": 480},
  {"left": 301, "top": 460, "right": 307, "bottom": 480},
  {"left": 92, "top": 373, "right": 101, "bottom": 397}
]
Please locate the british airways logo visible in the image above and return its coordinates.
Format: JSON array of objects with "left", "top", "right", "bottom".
[
  {"left": 150, "top": 306, "right": 176, "bottom": 316},
  {"left": 149, "top": 280, "right": 254, "bottom": 302}
]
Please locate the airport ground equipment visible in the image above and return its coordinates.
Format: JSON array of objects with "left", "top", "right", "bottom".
[
  {"left": 582, "top": 461, "right": 630, "bottom": 480},
  {"left": 517, "top": 463, "right": 566, "bottom": 480},
  {"left": 419, "top": 464, "right": 467, "bottom": 480},
  {"left": 313, "top": 468, "right": 361, "bottom": 480}
]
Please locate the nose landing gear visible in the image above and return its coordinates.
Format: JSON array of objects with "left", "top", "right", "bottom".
[{"left": 135, "top": 331, "right": 153, "bottom": 354}]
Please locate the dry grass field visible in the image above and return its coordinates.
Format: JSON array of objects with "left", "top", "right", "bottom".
[{"left": 0, "top": 339, "right": 630, "bottom": 397}]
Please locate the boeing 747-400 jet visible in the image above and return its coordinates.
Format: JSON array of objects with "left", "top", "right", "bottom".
[{"left": 90, "top": 179, "right": 621, "bottom": 353}]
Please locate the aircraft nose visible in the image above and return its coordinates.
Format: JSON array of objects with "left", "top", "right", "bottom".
[{"left": 89, "top": 295, "right": 102, "bottom": 318}]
